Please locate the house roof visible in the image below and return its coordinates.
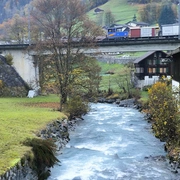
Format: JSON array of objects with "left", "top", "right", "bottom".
[
  {"left": 169, "top": 47, "right": 180, "bottom": 56},
  {"left": 126, "top": 21, "right": 149, "bottom": 26},
  {"left": 134, "top": 51, "right": 156, "bottom": 63},
  {"left": 134, "top": 51, "right": 168, "bottom": 64}
]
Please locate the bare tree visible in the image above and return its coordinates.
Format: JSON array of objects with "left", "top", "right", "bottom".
[{"left": 31, "top": 0, "right": 103, "bottom": 111}]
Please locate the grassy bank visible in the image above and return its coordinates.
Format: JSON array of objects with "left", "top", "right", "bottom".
[{"left": 0, "top": 95, "right": 66, "bottom": 175}]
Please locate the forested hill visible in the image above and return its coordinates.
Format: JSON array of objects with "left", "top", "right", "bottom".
[
  {"left": 0, "top": 0, "right": 31, "bottom": 23},
  {"left": 0, "top": 0, "right": 178, "bottom": 25}
]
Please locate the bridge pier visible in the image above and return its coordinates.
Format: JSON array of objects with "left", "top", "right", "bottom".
[{"left": 0, "top": 46, "right": 39, "bottom": 90}]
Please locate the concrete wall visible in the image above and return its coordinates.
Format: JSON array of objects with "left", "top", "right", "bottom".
[{"left": 1, "top": 49, "right": 39, "bottom": 89}]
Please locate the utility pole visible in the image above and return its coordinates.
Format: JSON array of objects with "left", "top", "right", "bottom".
[{"left": 28, "top": 6, "right": 31, "bottom": 45}]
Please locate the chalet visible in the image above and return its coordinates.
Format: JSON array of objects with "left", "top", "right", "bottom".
[
  {"left": 168, "top": 47, "right": 180, "bottom": 89},
  {"left": 133, "top": 51, "right": 171, "bottom": 88},
  {"left": 126, "top": 21, "right": 149, "bottom": 27}
]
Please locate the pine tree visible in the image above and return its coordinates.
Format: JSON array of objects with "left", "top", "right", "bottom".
[{"left": 158, "top": 3, "right": 177, "bottom": 26}]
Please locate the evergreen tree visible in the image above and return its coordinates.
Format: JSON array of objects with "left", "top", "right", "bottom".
[{"left": 158, "top": 3, "right": 177, "bottom": 26}]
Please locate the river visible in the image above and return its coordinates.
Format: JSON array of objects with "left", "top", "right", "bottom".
[{"left": 48, "top": 103, "right": 179, "bottom": 180}]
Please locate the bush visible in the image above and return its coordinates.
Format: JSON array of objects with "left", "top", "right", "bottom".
[
  {"left": 148, "top": 80, "right": 178, "bottom": 142},
  {"left": 65, "top": 96, "right": 89, "bottom": 119},
  {"left": 23, "top": 138, "right": 59, "bottom": 180},
  {"left": 5, "top": 54, "right": 13, "bottom": 65}
]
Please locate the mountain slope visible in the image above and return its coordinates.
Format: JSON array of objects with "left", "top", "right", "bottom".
[
  {"left": 0, "top": 0, "right": 31, "bottom": 23},
  {"left": 87, "top": 0, "right": 139, "bottom": 25}
]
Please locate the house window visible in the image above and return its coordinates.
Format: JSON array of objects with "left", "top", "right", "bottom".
[
  {"left": 140, "top": 67, "right": 144, "bottom": 73},
  {"left": 148, "top": 68, "right": 156, "bottom": 73},
  {"left": 160, "top": 68, "right": 167, "bottom": 73},
  {"left": 148, "top": 59, "right": 156, "bottom": 65},
  {"left": 136, "top": 67, "right": 144, "bottom": 73},
  {"left": 159, "top": 52, "right": 162, "bottom": 58}
]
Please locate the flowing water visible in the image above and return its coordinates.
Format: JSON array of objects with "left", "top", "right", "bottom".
[{"left": 48, "top": 103, "right": 179, "bottom": 180}]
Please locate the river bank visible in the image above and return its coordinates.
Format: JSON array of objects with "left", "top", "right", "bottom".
[
  {"left": 1, "top": 97, "right": 179, "bottom": 179},
  {"left": 48, "top": 102, "right": 179, "bottom": 179},
  {"left": 97, "top": 96, "right": 180, "bottom": 174}
]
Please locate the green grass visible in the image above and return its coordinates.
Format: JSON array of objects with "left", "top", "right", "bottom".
[
  {"left": 140, "top": 90, "right": 149, "bottom": 102},
  {"left": 0, "top": 95, "right": 66, "bottom": 175},
  {"left": 87, "top": 0, "right": 139, "bottom": 25},
  {"left": 98, "top": 61, "right": 128, "bottom": 92}
]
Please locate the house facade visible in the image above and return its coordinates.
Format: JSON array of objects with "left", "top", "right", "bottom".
[
  {"left": 133, "top": 51, "right": 172, "bottom": 88},
  {"left": 168, "top": 47, "right": 180, "bottom": 92}
]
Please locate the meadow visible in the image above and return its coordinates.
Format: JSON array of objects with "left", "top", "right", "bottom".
[
  {"left": 0, "top": 95, "right": 66, "bottom": 174},
  {"left": 87, "top": 0, "right": 140, "bottom": 25}
]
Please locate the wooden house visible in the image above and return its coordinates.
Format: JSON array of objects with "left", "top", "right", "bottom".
[
  {"left": 133, "top": 51, "right": 172, "bottom": 88},
  {"left": 168, "top": 47, "right": 180, "bottom": 89}
]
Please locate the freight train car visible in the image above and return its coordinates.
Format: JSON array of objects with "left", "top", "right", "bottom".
[
  {"left": 159, "top": 23, "right": 179, "bottom": 38},
  {"left": 129, "top": 26, "right": 158, "bottom": 38}
]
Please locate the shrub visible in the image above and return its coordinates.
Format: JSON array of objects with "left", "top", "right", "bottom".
[
  {"left": 148, "top": 80, "right": 178, "bottom": 142},
  {"left": 23, "top": 138, "right": 59, "bottom": 180},
  {"left": 65, "top": 96, "right": 89, "bottom": 119},
  {"left": 5, "top": 54, "right": 13, "bottom": 65}
]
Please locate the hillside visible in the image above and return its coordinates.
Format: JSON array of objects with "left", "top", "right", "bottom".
[
  {"left": 0, "top": 0, "right": 31, "bottom": 23},
  {"left": 87, "top": 0, "right": 139, "bottom": 26},
  {"left": 0, "top": 0, "right": 140, "bottom": 26}
]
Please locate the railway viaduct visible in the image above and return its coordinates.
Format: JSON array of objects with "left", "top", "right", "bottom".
[{"left": 1, "top": 38, "right": 180, "bottom": 89}]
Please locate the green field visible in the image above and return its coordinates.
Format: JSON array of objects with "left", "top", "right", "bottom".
[
  {"left": 87, "top": 0, "right": 139, "bottom": 25},
  {"left": 0, "top": 95, "right": 66, "bottom": 175},
  {"left": 98, "top": 61, "right": 129, "bottom": 92}
]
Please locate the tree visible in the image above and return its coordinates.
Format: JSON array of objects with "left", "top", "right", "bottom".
[
  {"left": 158, "top": 3, "right": 177, "bottom": 26},
  {"left": 104, "top": 10, "right": 115, "bottom": 27},
  {"left": 8, "top": 14, "right": 28, "bottom": 43},
  {"left": 139, "top": 3, "right": 162, "bottom": 24},
  {"left": 31, "top": 0, "right": 103, "bottom": 111},
  {"left": 148, "top": 77, "right": 178, "bottom": 142},
  {"left": 115, "top": 65, "right": 134, "bottom": 98}
]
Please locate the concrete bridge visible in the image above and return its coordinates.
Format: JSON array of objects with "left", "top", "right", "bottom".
[{"left": 0, "top": 39, "right": 180, "bottom": 89}]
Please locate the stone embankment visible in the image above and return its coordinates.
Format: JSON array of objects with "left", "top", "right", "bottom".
[{"left": 0, "top": 118, "right": 81, "bottom": 180}]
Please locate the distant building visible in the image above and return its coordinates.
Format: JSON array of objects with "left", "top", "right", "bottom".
[
  {"left": 133, "top": 51, "right": 171, "bottom": 88},
  {"left": 94, "top": 8, "right": 104, "bottom": 14},
  {"left": 126, "top": 21, "right": 149, "bottom": 27}
]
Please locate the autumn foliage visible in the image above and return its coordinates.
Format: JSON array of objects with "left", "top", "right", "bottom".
[{"left": 148, "top": 78, "right": 178, "bottom": 142}]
